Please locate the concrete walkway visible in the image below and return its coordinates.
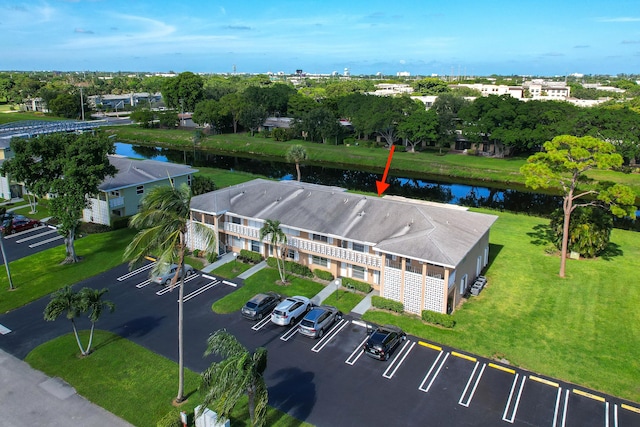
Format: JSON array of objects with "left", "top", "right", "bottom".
[{"left": 0, "top": 349, "right": 132, "bottom": 427}]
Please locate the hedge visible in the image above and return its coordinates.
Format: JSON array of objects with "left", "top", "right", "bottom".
[
  {"left": 265, "top": 257, "right": 313, "bottom": 277},
  {"left": 341, "top": 277, "right": 372, "bottom": 293},
  {"left": 239, "top": 249, "right": 262, "bottom": 264},
  {"left": 421, "top": 310, "right": 456, "bottom": 328},
  {"left": 314, "top": 269, "right": 334, "bottom": 281},
  {"left": 371, "top": 295, "right": 404, "bottom": 313}
]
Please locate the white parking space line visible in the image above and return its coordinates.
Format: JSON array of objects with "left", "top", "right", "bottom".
[
  {"left": 614, "top": 404, "right": 618, "bottom": 427},
  {"left": 14, "top": 228, "right": 58, "bottom": 242},
  {"left": 552, "top": 387, "right": 564, "bottom": 427},
  {"left": 311, "top": 319, "right": 348, "bottom": 353},
  {"left": 252, "top": 316, "right": 272, "bottom": 331},
  {"left": 383, "top": 340, "right": 415, "bottom": 379},
  {"left": 561, "top": 388, "right": 570, "bottom": 427},
  {"left": 502, "top": 374, "right": 525, "bottom": 423},
  {"left": 28, "top": 235, "right": 65, "bottom": 248},
  {"left": 459, "top": 362, "right": 485, "bottom": 407},
  {"left": 182, "top": 280, "right": 220, "bottom": 302},
  {"left": 606, "top": 401, "right": 610, "bottom": 427},
  {"left": 155, "top": 274, "right": 199, "bottom": 295},
  {"left": 280, "top": 320, "right": 303, "bottom": 341},
  {"left": 222, "top": 280, "right": 237, "bottom": 287},
  {"left": 418, "top": 351, "right": 448, "bottom": 393},
  {"left": 345, "top": 336, "right": 370, "bottom": 365},
  {"left": 135, "top": 280, "right": 152, "bottom": 289},
  {"left": 0, "top": 323, "right": 11, "bottom": 335},
  {"left": 118, "top": 263, "right": 155, "bottom": 281}
]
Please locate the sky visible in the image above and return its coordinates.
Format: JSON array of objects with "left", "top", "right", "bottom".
[{"left": 2, "top": 0, "right": 640, "bottom": 77}]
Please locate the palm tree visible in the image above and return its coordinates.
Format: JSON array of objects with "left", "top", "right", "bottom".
[
  {"left": 44, "top": 286, "right": 85, "bottom": 355},
  {"left": 124, "top": 183, "right": 216, "bottom": 404},
  {"left": 285, "top": 144, "right": 308, "bottom": 182},
  {"left": 259, "top": 219, "right": 287, "bottom": 283},
  {"left": 200, "top": 329, "right": 268, "bottom": 427},
  {"left": 79, "top": 288, "right": 115, "bottom": 355}
]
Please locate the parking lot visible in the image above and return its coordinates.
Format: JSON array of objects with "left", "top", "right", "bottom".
[
  {"left": 1, "top": 223, "right": 63, "bottom": 262},
  {"left": 2, "top": 261, "right": 639, "bottom": 427}
]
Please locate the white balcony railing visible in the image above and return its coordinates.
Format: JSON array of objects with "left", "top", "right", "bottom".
[
  {"left": 222, "top": 223, "right": 382, "bottom": 268},
  {"left": 109, "top": 196, "right": 124, "bottom": 208}
]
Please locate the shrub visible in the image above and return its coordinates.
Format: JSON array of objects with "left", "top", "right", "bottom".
[
  {"left": 266, "top": 258, "right": 313, "bottom": 277},
  {"left": 421, "top": 310, "right": 456, "bottom": 328},
  {"left": 342, "top": 277, "right": 372, "bottom": 293},
  {"left": 156, "top": 410, "right": 182, "bottom": 427},
  {"left": 272, "top": 127, "right": 292, "bottom": 142},
  {"left": 239, "top": 249, "right": 262, "bottom": 263},
  {"left": 111, "top": 215, "right": 131, "bottom": 230},
  {"left": 371, "top": 295, "right": 404, "bottom": 313},
  {"left": 206, "top": 251, "right": 217, "bottom": 263},
  {"left": 394, "top": 145, "right": 406, "bottom": 152},
  {"left": 314, "top": 269, "right": 334, "bottom": 281},
  {"left": 192, "top": 249, "right": 200, "bottom": 258}
]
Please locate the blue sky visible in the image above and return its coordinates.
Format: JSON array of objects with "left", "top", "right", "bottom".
[{"left": 2, "top": 0, "right": 640, "bottom": 76}]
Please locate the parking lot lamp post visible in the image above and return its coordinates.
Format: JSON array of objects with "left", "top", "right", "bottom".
[
  {"left": 335, "top": 278, "right": 341, "bottom": 300},
  {"left": 0, "top": 236, "right": 14, "bottom": 290},
  {"left": 233, "top": 251, "right": 238, "bottom": 271}
]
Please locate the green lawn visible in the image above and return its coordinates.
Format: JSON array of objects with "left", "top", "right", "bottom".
[
  {"left": 212, "top": 268, "right": 324, "bottom": 314},
  {"left": 209, "top": 260, "right": 253, "bottom": 279},
  {"left": 108, "top": 126, "right": 640, "bottom": 198},
  {"left": 321, "top": 289, "right": 364, "bottom": 314},
  {"left": 25, "top": 330, "right": 311, "bottom": 427},
  {"left": 0, "top": 228, "right": 136, "bottom": 314},
  {"left": 364, "top": 209, "right": 640, "bottom": 403}
]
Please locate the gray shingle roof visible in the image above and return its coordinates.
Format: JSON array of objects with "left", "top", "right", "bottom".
[
  {"left": 191, "top": 179, "right": 498, "bottom": 268},
  {"left": 99, "top": 155, "right": 198, "bottom": 191}
]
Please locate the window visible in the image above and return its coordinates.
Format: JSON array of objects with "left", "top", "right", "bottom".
[
  {"left": 250, "top": 240, "right": 261, "bottom": 253},
  {"left": 187, "top": 175, "right": 192, "bottom": 186},
  {"left": 231, "top": 216, "right": 241, "bottom": 225},
  {"left": 460, "top": 274, "right": 468, "bottom": 294},
  {"left": 352, "top": 265, "right": 365, "bottom": 280},
  {"left": 312, "top": 255, "right": 329, "bottom": 267},
  {"left": 312, "top": 234, "right": 328, "bottom": 243},
  {"left": 352, "top": 243, "right": 365, "bottom": 253},
  {"left": 248, "top": 219, "right": 262, "bottom": 229},
  {"left": 286, "top": 249, "right": 296, "bottom": 260},
  {"left": 110, "top": 190, "right": 120, "bottom": 197},
  {"left": 136, "top": 185, "right": 144, "bottom": 195}
]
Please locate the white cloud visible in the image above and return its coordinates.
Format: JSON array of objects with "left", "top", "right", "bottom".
[{"left": 596, "top": 17, "right": 640, "bottom": 22}]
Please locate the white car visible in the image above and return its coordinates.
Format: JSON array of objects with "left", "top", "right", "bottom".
[
  {"left": 149, "top": 263, "right": 195, "bottom": 285},
  {"left": 270, "top": 296, "right": 312, "bottom": 326}
]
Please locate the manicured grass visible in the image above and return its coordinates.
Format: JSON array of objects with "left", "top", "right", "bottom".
[
  {"left": 25, "top": 331, "right": 311, "bottom": 427},
  {"left": 212, "top": 268, "right": 324, "bottom": 314},
  {"left": 363, "top": 209, "right": 640, "bottom": 403},
  {"left": 6, "top": 202, "right": 52, "bottom": 221},
  {"left": 0, "top": 228, "right": 136, "bottom": 314},
  {"left": 321, "top": 289, "right": 364, "bottom": 314},
  {"left": 195, "top": 166, "right": 268, "bottom": 189},
  {"left": 210, "top": 260, "right": 253, "bottom": 279},
  {"left": 108, "top": 126, "right": 640, "bottom": 198}
]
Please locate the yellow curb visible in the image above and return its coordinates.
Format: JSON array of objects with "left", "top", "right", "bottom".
[
  {"left": 451, "top": 351, "right": 476, "bottom": 362},
  {"left": 488, "top": 363, "right": 515, "bottom": 374},
  {"left": 418, "top": 341, "right": 442, "bottom": 351},
  {"left": 621, "top": 404, "right": 640, "bottom": 414},
  {"left": 573, "top": 389, "right": 605, "bottom": 402},
  {"left": 529, "top": 376, "right": 559, "bottom": 388},
  {"left": 144, "top": 255, "right": 157, "bottom": 261}
]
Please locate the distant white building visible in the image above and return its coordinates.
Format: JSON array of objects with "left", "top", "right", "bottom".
[{"left": 451, "top": 84, "right": 524, "bottom": 99}]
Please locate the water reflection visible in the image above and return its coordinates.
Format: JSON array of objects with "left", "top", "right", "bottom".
[{"left": 116, "top": 142, "right": 563, "bottom": 216}]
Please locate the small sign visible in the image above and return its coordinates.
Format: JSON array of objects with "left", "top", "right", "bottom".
[{"left": 570, "top": 251, "right": 580, "bottom": 260}]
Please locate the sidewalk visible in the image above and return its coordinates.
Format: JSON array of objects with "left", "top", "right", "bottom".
[{"left": 0, "top": 349, "right": 132, "bottom": 427}]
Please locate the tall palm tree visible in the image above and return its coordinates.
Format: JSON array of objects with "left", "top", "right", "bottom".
[
  {"left": 124, "top": 183, "right": 216, "bottom": 404},
  {"left": 79, "top": 287, "right": 115, "bottom": 355},
  {"left": 44, "top": 286, "right": 84, "bottom": 355},
  {"left": 259, "top": 219, "right": 287, "bottom": 283},
  {"left": 200, "top": 329, "right": 268, "bottom": 427},
  {"left": 285, "top": 144, "right": 308, "bottom": 182}
]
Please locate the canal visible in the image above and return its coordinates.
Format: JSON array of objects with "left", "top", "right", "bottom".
[{"left": 115, "top": 142, "right": 565, "bottom": 218}]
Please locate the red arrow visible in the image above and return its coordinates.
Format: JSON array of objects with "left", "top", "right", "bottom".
[{"left": 376, "top": 145, "right": 395, "bottom": 196}]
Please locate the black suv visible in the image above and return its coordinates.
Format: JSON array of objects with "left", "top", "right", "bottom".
[
  {"left": 363, "top": 325, "right": 406, "bottom": 360},
  {"left": 241, "top": 292, "right": 281, "bottom": 320}
]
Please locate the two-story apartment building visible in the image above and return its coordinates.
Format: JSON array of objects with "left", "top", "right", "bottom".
[
  {"left": 83, "top": 155, "right": 197, "bottom": 226},
  {"left": 188, "top": 179, "right": 498, "bottom": 314}
]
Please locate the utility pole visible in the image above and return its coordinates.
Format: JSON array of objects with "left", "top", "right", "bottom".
[{"left": 79, "top": 87, "right": 85, "bottom": 121}]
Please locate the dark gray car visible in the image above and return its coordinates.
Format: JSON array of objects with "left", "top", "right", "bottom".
[
  {"left": 298, "top": 305, "right": 342, "bottom": 338},
  {"left": 241, "top": 292, "right": 281, "bottom": 320}
]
